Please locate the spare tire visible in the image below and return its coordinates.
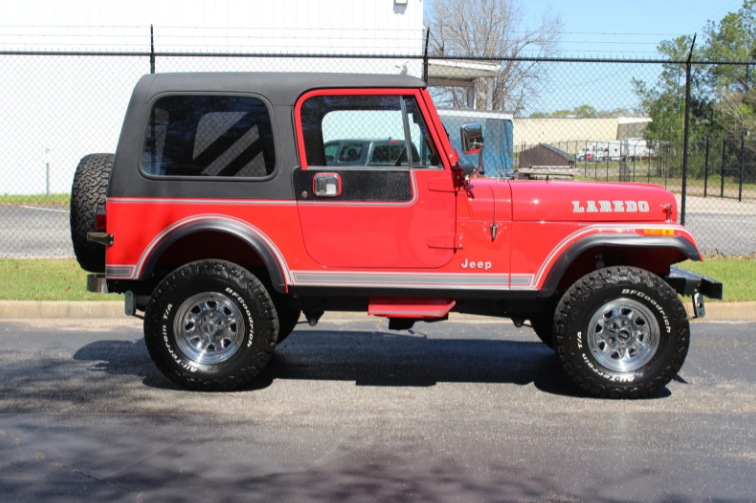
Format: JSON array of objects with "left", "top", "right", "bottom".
[{"left": 70, "top": 153, "right": 114, "bottom": 273}]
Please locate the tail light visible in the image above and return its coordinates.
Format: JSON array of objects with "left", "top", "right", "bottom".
[{"left": 95, "top": 204, "right": 107, "bottom": 231}]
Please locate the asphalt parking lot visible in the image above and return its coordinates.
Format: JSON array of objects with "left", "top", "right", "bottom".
[{"left": 0, "top": 316, "right": 754, "bottom": 502}]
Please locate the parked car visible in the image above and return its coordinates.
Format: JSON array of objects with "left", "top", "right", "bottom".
[
  {"left": 323, "top": 139, "right": 420, "bottom": 167},
  {"left": 71, "top": 72, "right": 721, "bottom": 398}
]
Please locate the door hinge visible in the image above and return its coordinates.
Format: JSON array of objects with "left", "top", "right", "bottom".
[
  {"left": 428, "top": 234, "right": 463, "bottom": 249},
  {"left": 87, "top": 232, "right": 113, "bottom": 247}
]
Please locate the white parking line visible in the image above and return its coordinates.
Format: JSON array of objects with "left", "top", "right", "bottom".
[{"left": 19, "top": 205, "right": 69, "bottom": 214}]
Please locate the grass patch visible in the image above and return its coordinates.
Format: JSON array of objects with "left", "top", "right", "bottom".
[
  {"left": 0, "top": 259, "right": 122, "bottom": 301},
  {"left": 0, "top": 193, "right": 70, "bottom": 207},
  {"left": 677, "top": 256, "right": 756, "bottom": 302}
]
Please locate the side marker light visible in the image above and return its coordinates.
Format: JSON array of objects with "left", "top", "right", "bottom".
[{"left": 643, "top": 228, "right": 674, "bottom": 237}]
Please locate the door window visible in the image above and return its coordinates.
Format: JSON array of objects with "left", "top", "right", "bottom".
[{"left": 299, "top": 94, "right": 438, "bottom": 169}]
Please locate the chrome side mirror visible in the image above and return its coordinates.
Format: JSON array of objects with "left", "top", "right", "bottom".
[{"left": 461, "top": 123, "right": 484, "bottom": 154}]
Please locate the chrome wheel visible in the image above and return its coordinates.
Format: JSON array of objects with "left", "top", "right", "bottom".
[
  {"left": 587, "top": 298, "right": 660, "bottom": 373},
  {"left": 173, "top": 292, "right": 247, "bottom": 365}
]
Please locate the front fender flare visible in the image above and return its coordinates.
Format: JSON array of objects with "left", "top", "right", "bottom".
[
  {"left": 136, "top": 218, "right": 288, "bottom": 293},
  {"left": 538, "top": 235, "right": 701, "bottom": 298}
]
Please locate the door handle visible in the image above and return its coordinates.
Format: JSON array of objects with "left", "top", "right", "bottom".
[{"left": 313, "top": 173, "right": 342, "bottom": 198}]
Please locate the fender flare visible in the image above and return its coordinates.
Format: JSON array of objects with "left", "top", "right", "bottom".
[
  {"left": 538, "top": 235, "right": 702, "bottom": 298},
  {"left": 137, "top": 218, "right": 288, "bottom": 293}
]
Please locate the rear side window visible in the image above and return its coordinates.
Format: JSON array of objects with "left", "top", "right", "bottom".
[{"left": 142, "top": 95, "right": 275, "bottom": 178}]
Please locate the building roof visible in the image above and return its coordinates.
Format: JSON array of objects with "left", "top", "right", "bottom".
[
  {"left": 137, "top": 72, "right": 427, "bottom": 106},
  {"left": 436, "top": 108, "right": 514, "bottom": 121},
  {"left": 524, "top": 143, "right": 575, "bottom": 162}
]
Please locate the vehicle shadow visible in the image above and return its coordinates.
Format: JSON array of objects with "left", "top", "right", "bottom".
[{"left": 71, "top": 326, "right": 672, "bottom": 399}]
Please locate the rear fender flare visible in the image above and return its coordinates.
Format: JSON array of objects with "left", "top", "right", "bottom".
[
  {"left": 136, "top": 217, "right": 289, "bottom": 293},
  {"left": 538, "top": 235, "right": 701, "bottom": 298}
]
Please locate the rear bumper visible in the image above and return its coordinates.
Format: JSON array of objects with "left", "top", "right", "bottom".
[
  {"left": 86, "top": 274, "right": 108, "bottom": 293},
  {"left": 665, "top": 266, "right": 723, "bottom": 300}
]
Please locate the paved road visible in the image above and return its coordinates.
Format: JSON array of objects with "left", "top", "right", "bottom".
[{"left": 1, "top": 316, "right": 754, "bottom": 502}]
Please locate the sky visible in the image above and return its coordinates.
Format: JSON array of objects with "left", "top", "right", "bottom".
[{"left": 440, "top": 0, "right": 744, "bottom": 58}]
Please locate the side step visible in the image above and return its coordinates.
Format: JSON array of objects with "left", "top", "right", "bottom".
[{"left": 368, "top": 297, "right": 456, "bottom": 320}]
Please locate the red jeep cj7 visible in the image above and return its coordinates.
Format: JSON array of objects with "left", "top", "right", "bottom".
[{"left": 71, "top": 73, "right": 722, "bottom": 398}]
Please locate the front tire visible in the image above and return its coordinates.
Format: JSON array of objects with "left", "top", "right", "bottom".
[
  {"left": 554, "top": 266, "right": 689, "bottom": 398},
  {"left": 144, "top": 260, "right": 278, "bottom": 391}
]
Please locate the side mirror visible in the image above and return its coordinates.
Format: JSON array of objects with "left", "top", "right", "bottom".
[
  {"left": 459, "top": 123, "right": 484, "bottom": 183},
  {"left": 461, "top": 123, "right": 484, "bottom": 154}
]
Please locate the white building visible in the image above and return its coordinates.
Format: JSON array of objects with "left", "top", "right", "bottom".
[{"left": 0, "top": 0, "right": 427, "bottom": 195}]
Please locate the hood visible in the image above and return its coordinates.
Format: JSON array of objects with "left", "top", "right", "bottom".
[{"left": 508, "top": 180, "right": 677, "bottom": 222}]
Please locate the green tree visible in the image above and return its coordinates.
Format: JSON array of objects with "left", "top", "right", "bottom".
[
  {"left": 575, "top": 104, "right": 597, "bottom": 118},
  {"left": 702, "top": 1, "right": 756, "bottom": 137},
  {"left": 633, "top": 35, "right": 719, "bottom": 145},
  {"left": 528, "top": 104, "right": 598, "bottom": 118},
  {"left": 635, "top": 2, "right": 755, "bottom": 142}
]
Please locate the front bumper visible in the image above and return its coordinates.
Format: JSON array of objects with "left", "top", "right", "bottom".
[
  {"left": 665, "top": 266, "right": 723, "bottom": 300},
  {"left": 86, "top": 274, "right": 108, "bottom": 293},
  {"left": 665, "top": 266, "right": 723, "bottom": 319}
]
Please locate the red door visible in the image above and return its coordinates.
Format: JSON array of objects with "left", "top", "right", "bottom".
[{"left": 293, "top": 89, "right": 456, "bottom": 269}]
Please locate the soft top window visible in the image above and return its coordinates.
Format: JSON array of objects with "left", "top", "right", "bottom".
[{"left": 142, "top": 95, "right": 275, "bottom": 178}]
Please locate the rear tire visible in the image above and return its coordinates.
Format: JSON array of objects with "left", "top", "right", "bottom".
[
  {"left": 70, "top": 153, "right": 114, "bottom": 272},
  {"left": 554, "top": 266, "right": 689, "bottom": 399},
  {"left": 144, "top": 260, "right": 278, "bottom": 391}
]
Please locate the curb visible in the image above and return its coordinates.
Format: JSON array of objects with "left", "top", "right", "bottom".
[
  {"left": 0, "top": 301, "right": 125, "bottom": 319},
  {"left": 1, "top": 300, "right": 755, "bottom": 321}
]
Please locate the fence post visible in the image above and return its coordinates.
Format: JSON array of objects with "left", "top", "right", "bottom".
[
  {"left": 703, "top": 133, "right": 710, "bottom": 197},
  {"left": 680, "top": 35, "right": 695, "bottom": 226},
  {"left": 422, "top": 28, "right": 430, "bottom": 84},
  {"left": 150, "top": 24, "right": 155, "bottom": 74},
  {"left": 720, "top": 134, "right": 727, "bottom": 197},
  {"left": 740, "top": 130, "right": 747, "bottom": 202},
  {"left": 665, "top": 144, "right": 669, "bottom": 189}
]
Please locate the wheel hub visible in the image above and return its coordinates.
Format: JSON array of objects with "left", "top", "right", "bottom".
[
  {"left": 587, "top": 298, "right": 660, "bottom": 373},
  {"left": 173, "top": 292, "right": 246, "bottom": 365}
]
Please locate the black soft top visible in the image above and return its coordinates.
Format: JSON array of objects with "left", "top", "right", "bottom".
[{"left": 136, "top": 72, "right": 427, "bottom": 106}]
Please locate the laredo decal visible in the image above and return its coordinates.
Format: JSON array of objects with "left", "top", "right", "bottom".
[
  {"left": 572, "top": 200, "right": 649, "bottom": 213},
  {"left": 461, "top": 259, "right": 492, "bottom": 270}
]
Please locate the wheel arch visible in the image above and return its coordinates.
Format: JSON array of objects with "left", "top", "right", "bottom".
[
  {"left": 136, "top": 218, "right": 289, "bottom": 293},
  {"left": 539, "top": 235, "right": 701, "bottom": 298}
]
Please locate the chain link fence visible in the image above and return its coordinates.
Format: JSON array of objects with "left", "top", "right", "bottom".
[{"left": 1, "top": 45, "right": 754, "bottom": 258}]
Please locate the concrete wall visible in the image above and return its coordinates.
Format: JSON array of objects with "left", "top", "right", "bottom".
[
  {"left": 1, "top": 0, "right": 424, "bottom": 55},
  {"left": 512, "top": 117, "right": 650, "bottom": 154}
]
